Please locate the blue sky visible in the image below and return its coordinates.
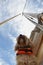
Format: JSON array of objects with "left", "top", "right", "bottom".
[{"left": 0, "top": 0, "right": 43, "bottom": 65}]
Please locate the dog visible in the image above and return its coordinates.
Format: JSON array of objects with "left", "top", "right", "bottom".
[{"left": 15, "top": 34, "right": 37, "bottom": 65}]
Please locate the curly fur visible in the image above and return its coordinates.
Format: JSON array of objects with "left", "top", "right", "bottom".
[{"left": 15, "top": 34, "right": 38, "bottom": 65}]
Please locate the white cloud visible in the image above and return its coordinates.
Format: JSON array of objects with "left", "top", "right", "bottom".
[
  {"left": 7, "top": 0, "right": 26, "bottom": 16},
  {"left": 37, "top": 0, "right": 41, "bottom": 3},
  {"left": 24, "top": 0, "right": 43, "bottom": 13},
  {"left": 0, "top": 48, "right": 16, "bottom": 65},
  {"left": 0, "top": 58, "right": 9, "bottom": 65},
  {"left": 42, "top": 2, "right": 43, "bottom": 5},
  {"left": 38, "top": 8, "right": 43, "bottom": 13},
  {"left": 37, "top": 0, "right": 43, "bottom": 4},
  {"left": 8, "top": 34, "right": 16, "bottom": 46},
  {"left": 8, "top": 52, "right": 16, "bottom": 65}
]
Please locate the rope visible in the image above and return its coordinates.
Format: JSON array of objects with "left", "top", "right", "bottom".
[
  {"left": 22, "top": 0, "right": 27, "bottom": 13},
  {"left": 0, "top": 0, "right": 27, "bottom": 25},
  {"left": 0, "top": 13, "right": 21, "bottom": 25}
]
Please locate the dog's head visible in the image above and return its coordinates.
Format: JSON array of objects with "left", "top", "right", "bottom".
[
  {"left": 15, "top": 34, "right": 34, "bottom": 51},
  {"left": 17, "top": 34, "right": 29, "bottom": 47}
]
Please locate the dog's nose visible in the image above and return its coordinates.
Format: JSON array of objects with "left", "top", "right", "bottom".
[{"left": 20, "top": 34, "right": 22, "bottom": 37}]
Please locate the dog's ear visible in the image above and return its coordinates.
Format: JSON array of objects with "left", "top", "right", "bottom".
[{"left": 15, "top": 44, "right": 19, "bottom": 51}]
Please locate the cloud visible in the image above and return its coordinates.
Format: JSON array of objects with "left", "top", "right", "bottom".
[
  {"left": 0, "top": 58, "right": 9, "bottom": 65},
  {"left": 8, "top": 34, "right": 16, "bottom": 48},
  {"left": 37, "top": 0, "right": 43, "bottom": 3},
  {"left": 0, "top": 0, "right": 26, "bottom": 37},
  {"left": 37, "top": 8, "right": 43, "bottom": 12},
  {"left": 24, "top": 0, "right": 43, "bottom": 13},
  {"left": 7, "top": 0, "right": 26, "bottom": 16},
  {"left": 7, "top": 52, "right": 16, "bottom": 65},
  {"left": 0, "top": 47, "right": 16, "bottom": 65}
]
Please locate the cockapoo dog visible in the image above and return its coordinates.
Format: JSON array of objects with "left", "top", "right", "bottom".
[{"left": 15, "top": 34, "right": 37, "bottom": 65}]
